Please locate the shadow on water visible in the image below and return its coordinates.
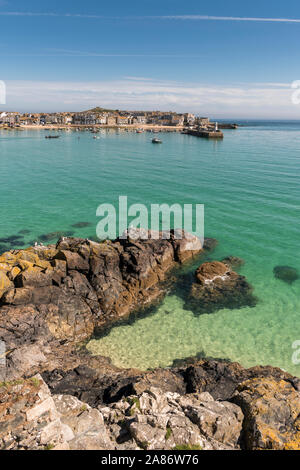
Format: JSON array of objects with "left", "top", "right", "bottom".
[{"left": 171, "top": 352, "right": 232, "bottom": 368}]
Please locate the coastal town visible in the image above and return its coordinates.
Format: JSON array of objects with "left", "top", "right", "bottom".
[{"left": 0, "top": 108, "right": 237, "bottom": 138}]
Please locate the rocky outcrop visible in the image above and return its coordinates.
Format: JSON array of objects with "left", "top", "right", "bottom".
[
  {"left": 0, "top": 231, "right": 208, "bottom": 378},
  {"left": 0, "top": 375, "right": 244, "bottom": 450},
  {"left": 185, "top": 261, "right": 257, "bottom": 314},
  {"left": 43, "top": 358, "right": 297, "bottom": 407},
  {"left": 1, "top": 371, "right": 300, "bottom": 450}
]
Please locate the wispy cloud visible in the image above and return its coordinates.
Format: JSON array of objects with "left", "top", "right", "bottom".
[
  {"left": 45, "top": 48, "right": 205, "bottom": 58},
  {"left": 156, "top": 15, "right": 300, "bottom": 23},
  {"left": 1, "top": 12, "right": 300, "bottom": 24},
  {"left": 0, "top": 47, "right": 205, "bottom": 58},
  {"left": 2, "top": 78, "right": 297, "bottom": 118}
]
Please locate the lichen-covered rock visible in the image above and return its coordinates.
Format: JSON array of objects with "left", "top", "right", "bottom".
[
  {"left": 2, "top": 371, "right": 300, "bottom": 451},
  {"left": 0, "top": 271, "right": 13, "bottom": 299},
  {"left": 232, "top": 377, "right": 300, "bottom": 450}
]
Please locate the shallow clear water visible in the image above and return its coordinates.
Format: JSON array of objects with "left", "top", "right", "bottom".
[{"left": 0, "top": 123, "right": 299, "bottom": 375}]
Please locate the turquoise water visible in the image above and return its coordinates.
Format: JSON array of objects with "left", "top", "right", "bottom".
[{"left": 1, "top": 123, "right": 299, "bottom": 375}]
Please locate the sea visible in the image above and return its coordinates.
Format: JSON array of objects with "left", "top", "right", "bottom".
[{"left": 0, "top": 121, "right": 299, "bottom": 375}]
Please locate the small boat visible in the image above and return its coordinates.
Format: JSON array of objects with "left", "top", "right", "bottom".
[
  {"left": 45, "top": 135, "right": 60, "bottom": 139},
  {"left": 152, "top": 138, "right": 162, "bottom": 144}
]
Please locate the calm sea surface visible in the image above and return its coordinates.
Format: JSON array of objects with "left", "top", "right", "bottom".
[{"left": 0, "top": 122, "right": 299, "bottom": 375}]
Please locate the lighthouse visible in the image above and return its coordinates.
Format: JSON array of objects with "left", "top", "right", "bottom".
[{"left": 214, "top": 121, "right": 219, "bottom": 132}]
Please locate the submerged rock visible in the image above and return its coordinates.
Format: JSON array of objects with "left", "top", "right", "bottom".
[
  {"left": 273, "top": 265, "right": 299, "bottom": 284},
  {"left": 0, "top": 235, "right": 24, "bottom": 244},
  {"left": 221, "top": 256, "right": 245, "bottom": 270},
  {"left": 185, "top": 261, "right": 257, "bottom": 315},
  {"left": 71, "top": 222, "right": 92, "bottom": 228},
  {"left": 38, "top": 231, "right": 74, "bottom": 242}
]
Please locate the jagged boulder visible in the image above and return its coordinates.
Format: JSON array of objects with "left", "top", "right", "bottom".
[
  {"left": 181, "top": 359, "right": 296, "bottom": 400},
  {"left": 0, "top": 375, "right": 72, "bottom": 450},
  {"left": 185, "top": 261, "right": 257, "bottom": 314},
  {"left": 53, "top": 395, "right": 113, "bottom": 450}
]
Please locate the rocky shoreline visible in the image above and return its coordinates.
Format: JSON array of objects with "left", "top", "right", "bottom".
[{"left": 1, "top": 231, "right": 300, "bottom": 450}]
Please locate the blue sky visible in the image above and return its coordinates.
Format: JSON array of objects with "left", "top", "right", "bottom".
[{"left": 1, "top": 0, "right": 300, "bottom": 117}]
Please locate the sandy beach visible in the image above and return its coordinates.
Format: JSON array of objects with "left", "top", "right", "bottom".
[{"left": 0, "top": 124, "right": 184, "bottom": 132}]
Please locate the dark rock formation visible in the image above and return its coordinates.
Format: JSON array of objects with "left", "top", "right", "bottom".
[
  {"left": 185, "top": 261, "right": 257, "bottom": 314},
  {"left": 71, "top": 222, "right": 92, "bottom": 228},
  {"left": 43, "top": 363, "right": 186, "bottom": 408},
  {"left": 273, "top": 265, "right": 299, "bottom": 284},
  {"left": 43, "top": 357, "right": 297, "bottom": 407},
  {"left": 180, "top": 359, "right": 297, "bottom": 400}
]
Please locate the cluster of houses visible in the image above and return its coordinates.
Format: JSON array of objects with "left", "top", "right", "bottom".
[{"left": 0, "top": 109, "right": 211, "bottom": 128}]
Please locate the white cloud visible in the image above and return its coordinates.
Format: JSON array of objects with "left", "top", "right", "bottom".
[{"left": 2, "top": 78, "right": 299, "bottom": 118}]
